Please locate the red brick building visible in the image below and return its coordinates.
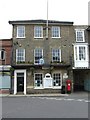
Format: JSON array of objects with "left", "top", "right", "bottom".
[{"left": 0, "top": 39, "right": 12, "bottom": 94}]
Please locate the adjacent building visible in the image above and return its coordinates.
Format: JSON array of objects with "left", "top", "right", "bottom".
[
  {"left": 0, "top": 39, "right": 12, "bottom": 94},
  {"left": 73, "top": 26, "right": 90, "bottom": 91}
]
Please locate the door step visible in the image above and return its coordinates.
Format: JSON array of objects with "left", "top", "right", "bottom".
[{"left": 16, "top": 92, "right": 24, "bottom": 95}]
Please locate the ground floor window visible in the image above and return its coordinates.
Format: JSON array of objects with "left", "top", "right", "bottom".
[
  {"left": 34, "top": 73, "right": 43, "bottom": 88},
  {"left": 0, "top": 72, "right": 10, "bottom": 89},
  {"left": 53, "top": 73, "right": 61, "bottom": 87},
  {"left": 34, "top": 73, "right": 62, "bottom": 89}
]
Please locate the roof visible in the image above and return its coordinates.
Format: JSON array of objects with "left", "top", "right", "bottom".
[
  {"left": 9, "top": 19, "right": 74, "bottom": 25},
  {"left": 0, "top": 38, "right": 12, "bottom": 41},
  {"left": 86, "top": 26, "right": 90, "bottom": 31}
]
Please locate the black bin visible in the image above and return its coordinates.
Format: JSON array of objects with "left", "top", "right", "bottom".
[{"left": 61, "top": 85, "right": 65, "bottom": 94}]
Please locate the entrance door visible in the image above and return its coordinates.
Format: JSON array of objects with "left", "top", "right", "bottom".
[{"left": 17, "top": 73, "right": 24, "bottom": 92}]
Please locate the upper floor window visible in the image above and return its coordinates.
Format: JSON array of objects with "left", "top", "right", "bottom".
[
  {"left": 34, "top": 48, "right": 43, "bottom": 64},
  {"left": 17, "top": 26, "right": 25, "bottom": 38},
  {"left": 52, "top": 26, "right": 60, "bottom": 38},
  {"left": 0, "top": 50, "right": 5, "bottom": 60},
  {"left": 75, "top": 29, "right": 85, "bottom": 42},
  {"left": 52, "top": 49, "right": 61, "bottom": 62},
  {"left": 74, "top": 45, "right": 88, "bottom": 61},
  {"left": 34, "top": 26, "right": 43, "bottom": 38},
  {"left": 16, "top": 49, "right": 25, "bottom": 62}
]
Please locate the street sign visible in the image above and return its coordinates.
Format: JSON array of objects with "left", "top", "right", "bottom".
[{"left": 39, "top": 58, "right": 44, "bottom": 65}]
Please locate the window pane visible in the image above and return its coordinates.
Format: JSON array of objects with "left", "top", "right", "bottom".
[
  {"left": 17, "top": 26, "right": 25, "bottom": 38},
  {"left": 34, "top": 49, "right": 43, "bottom": 64},
  {"left": 34, "top": 26, "right": 43, "bottom": 38},
  {"left": 34, "top": 73, "right": 43, "bottom": 87},
  {"left": 52, "top": 49, "right": 60, "bottom": 62},
  {"left": 76, "top": 30, "right": 84, "bottom": 42},
  {"left": 79, "top": 47, "right": 86, "bottom": 60},
  {"left": 52, "top": 27, "right": 60, "bottom": 38},
  {"left": 53, "top": 73, "right": 61, "bottom": 86},
  {"left": 75, "top": 47, "right": 78, "bottom": 60},
  {"left": 16, "top": 49, "right": 25, "bottom": 62}
]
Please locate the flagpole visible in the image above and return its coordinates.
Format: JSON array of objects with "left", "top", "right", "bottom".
[{"left": 46, "top": 0, "right": 48, "bottom": 39}]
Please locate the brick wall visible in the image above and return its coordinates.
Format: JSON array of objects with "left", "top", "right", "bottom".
[{"left": 0, "top": 39, "right": 12, "bottom": 65}]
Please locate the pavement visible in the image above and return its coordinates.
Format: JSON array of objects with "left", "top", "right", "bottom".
[
  {"left": 0, "top": 91, "right": 89, "bottom": 97},
  {"left": 0, "top": 93, "right": 69, "bottom": 97}
]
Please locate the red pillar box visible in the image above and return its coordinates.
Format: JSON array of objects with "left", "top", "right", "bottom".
[{"left": 66, "top": 80, "right": 72, "bottom": 94}]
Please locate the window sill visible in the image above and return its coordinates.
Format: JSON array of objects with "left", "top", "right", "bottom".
[
  {"left": 75, "top": 60, "right": 87, "bottom": 61},
  {"left": 34, "top": 87, "right": 44, "bottom": 89},
  {"left": 76, "top": 41, "right": 85, "bottom": 42},
  {"left": 16, "top": 37, "right": 26, "bottom": 39},
  {"left": 53, "top": 87, "right": 61, "bottom": 89},
  {"left": 52, "top": 37, "right": 61, "bottom": 39},
  {"left": 34, "top": 37, "right": 43, "bottom": 39}
]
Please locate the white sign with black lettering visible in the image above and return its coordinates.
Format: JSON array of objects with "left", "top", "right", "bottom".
[{"left": 43, "top": 73, "right": 53, "bottom": 88}]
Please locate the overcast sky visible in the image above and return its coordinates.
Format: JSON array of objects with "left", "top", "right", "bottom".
[{"left": 0, "top": 0, "right": 89, "bottom": 39}]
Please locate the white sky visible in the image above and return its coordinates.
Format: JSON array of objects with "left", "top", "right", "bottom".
[{"left": 0, "top": 0, "right": 89, "bottom": 39}]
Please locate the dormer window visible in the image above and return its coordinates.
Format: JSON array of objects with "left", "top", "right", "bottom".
[{"left": 75, "top": 29, "right": 85, "bottom": 42}]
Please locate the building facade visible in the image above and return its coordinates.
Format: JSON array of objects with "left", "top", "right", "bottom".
[
  {"left": 9, "top": 20, "right": 75, "bottom": 94},
  {"left": 0, "top": 39, "right": 12, "bottom": 94},
  {"left": 73, "top": 26, "right": 90, "bottom": 92}
]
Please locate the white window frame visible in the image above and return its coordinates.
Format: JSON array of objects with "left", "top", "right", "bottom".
[
  {"left": 74, "top": 45, "right": 88, "bottom": 61},
  {"left": 52, "top": 49, "right": 61, "bottom": 62},
  {"left": 52, "top": 73, "right": 62, "bottom": 89},
  {"left": 0, "top": 50, "right": 5, "bottom": 60},
  {"left": 34, "top": 48, "right": 43, "bottom": 65},
  {"left": 16, "top": 49, "right": 25, "bottom": 62},
  {"left": 52, "top": 26, "right": 60, "bottom": 38},
  {"left": 75, "top": 29, "right": 85, "bottom": 42},
  {"left": 34, "top": 73, "right": 44, "bottom": 89},
  {"left": 17, "top": 26, "right": 25, "bottom": 38},
  {"left": 34, "top": 26, "right": 43, "bottom": 38}
]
